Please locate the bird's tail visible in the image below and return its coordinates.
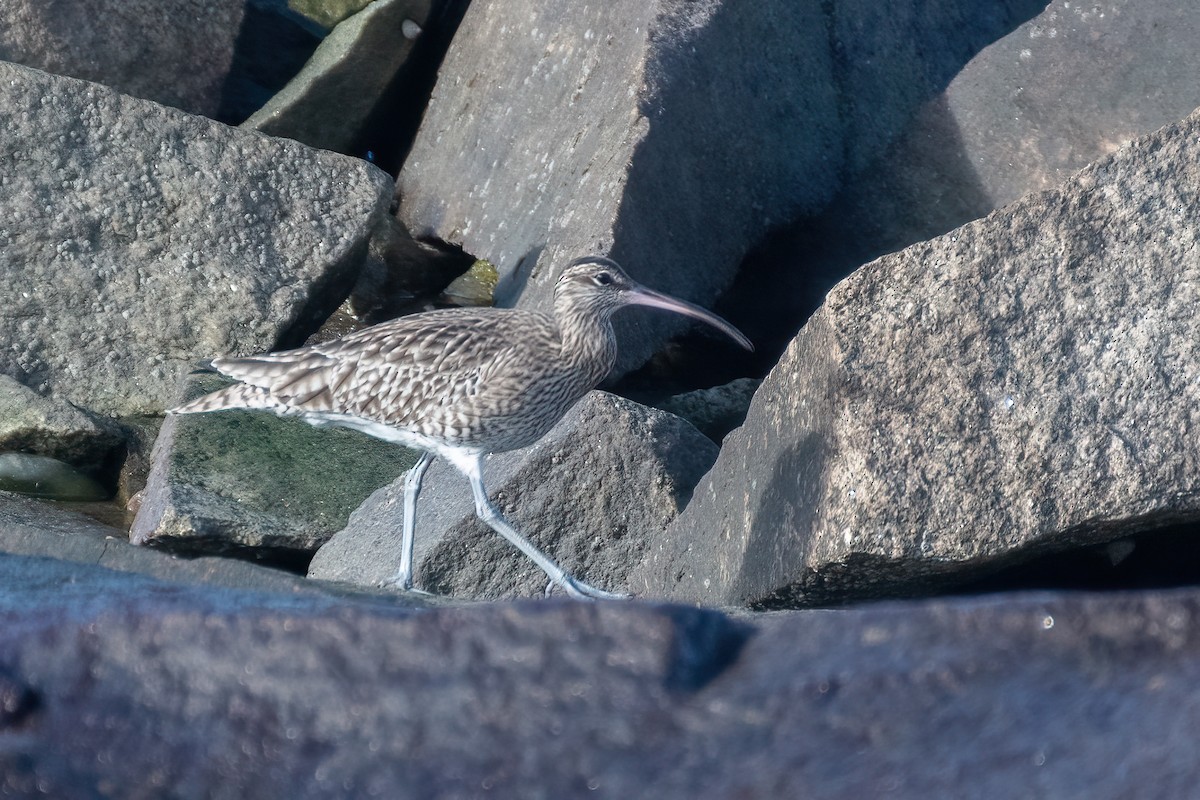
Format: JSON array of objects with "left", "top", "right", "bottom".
[{"left": 170, "top": 382, "right": 289, "bottom": 415}]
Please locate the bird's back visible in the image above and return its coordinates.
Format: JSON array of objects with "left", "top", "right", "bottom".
[{"left": 177, "top": 306, "right": 607, "bottom": 453}]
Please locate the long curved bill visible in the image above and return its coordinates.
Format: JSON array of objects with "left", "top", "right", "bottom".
[{"left": 623, "top": 286, "right": 754, "bottom": 351}]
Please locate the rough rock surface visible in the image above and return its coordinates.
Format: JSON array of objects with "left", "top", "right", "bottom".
[
  {"left": 395, "top": 0, "right": 839, "bottom": 371},
  {"left": 130, "top": 373, "right": 417, "bottom": 558},
  {"left": 244, "top": 0, "right": 432, "bottom": 155},
  {"left": 0, "top": 453, "right": 108, "bottom": 502},
  {"left": 0, "top": 374, "right": 122, "bottom": 472},
  {"left": 917, "top": 0, "right": 1200, "bottom": 216},
  {"left": 0, "top": 0, "right": 246, "bottom": 117},
  {"left": 4, "top": 552, "right": 1200, "bottom": 798},
  {"left": 729, "top": 0, "right": 1200, "bottom": 366},
  {"left": 832, "top": 0, "right": 1200, "bottom": 260},
  {"left": 635, "top": 107, "right": 1200, "bottom": 607},
  {"left": 652, "top": 377, "right": 761, "bottom": 443},
  {"left": 396, "top": 0, "right": 1045, "bottom": 373},
  {"left": 309, "top": 391, "right": 717, "bottom": 598},
  {"left": 289, "top": 0, "right": 375, "bottom": 30},
  {"left": 0, "top": 61, "right": 392, "bottom": 418},
  {"left": 0, "top": 490, "right": 424, "bottom": 601}
]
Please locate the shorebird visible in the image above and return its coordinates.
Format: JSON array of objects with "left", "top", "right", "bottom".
[{"left": 173, "top": 255, "right": 753, "bottom": 599}]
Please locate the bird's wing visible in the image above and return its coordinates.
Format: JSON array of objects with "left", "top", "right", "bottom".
[{"left": 210, "top": 308, "right": 559, "bottom": 428}]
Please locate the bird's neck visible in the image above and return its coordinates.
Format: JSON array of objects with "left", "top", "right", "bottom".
[{"left": 557, "top": 309, "right": 619, "bottom": 386}]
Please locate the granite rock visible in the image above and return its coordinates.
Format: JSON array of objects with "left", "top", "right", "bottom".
[
  {"left": 0, "top": 490, "right": 408, "bottom": 599},
  {"left": 728, "top": 0, "right": 1200, "bottom": 366},
  {"left": 244, "top": 0, "right": 432, "bottom": 155},
  {"left": 636, "top": 107, "right": 1200, "bottom": 607},
  {"left": 0, "top": 0, "right": 246, "bottom": 117},
  {"left": 0, "top": 61, "right": 392, "bottom": 418},
  {"left": 0, "top": 374, "right": 122, "bottom": 472},
  {"left": 396, "top": 0, "right": 1046, "bottom": 374}
]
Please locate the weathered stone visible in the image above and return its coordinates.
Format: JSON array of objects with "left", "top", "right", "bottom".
[
  {"left": 635, "top": 107, "right": 1200, "bottom": 607},
  {"left": 0, "top": 374, "right": 122, "bottom": 471},
  {"left": 348, "top": 215, "right": 476, "bottom": 325},
  {"left": 0, "top": 490, "right": 381, "bottom": 598},
  {"left": 220, "top": 0, "right": 328, "bottom": 124},
  {"left": 0, "top": 61, "right": 392, "bottom": 418},
  {"left": 288, "top": 0, "right": 374, "bottom": 30},
  {"left": 0, "top": 453, "right": 108, "bottom": 502},
  {"left": 0, "top": 0, "right": 246, "bottom": 117},
  {"left": 652, "top": 377, "right": 761, "bottom": 443},
  {"left": 396, "top": 0, "right": 839, "bottom": 372},
  {"left": 396, "top": 0, "right": 1045, "bottom": 374},
  {"left": 130, "top": 373, "right": 418, "bottom": 559},
  {"left": 0, "top": 0, "right": 321, "bottom": 124},
  {"left": 244, "top": 0, "right": 432, "bottom": 155},
  {"left": 3, "top": 552, "right": 1200, "bottom": 798},
  {"left": 918, "top": 0, "right": 1200, "bottom": 216},
  {"left": 115, "top": 415, "right": 164, "bottom": 506},
  {"left": 309, "top": 391, "right": 716, "bottom": 598},
  {"left": 730, "top": 0, "right": 1200, "bottom": 365}
]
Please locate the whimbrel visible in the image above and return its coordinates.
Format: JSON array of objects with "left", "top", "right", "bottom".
[{"left": 172, "top": 255, "right": 753, "bottom": 599}]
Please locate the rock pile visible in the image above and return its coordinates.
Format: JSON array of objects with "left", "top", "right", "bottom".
[{"left": 2, "top": 0, "right": 1200, "bottom": 795}]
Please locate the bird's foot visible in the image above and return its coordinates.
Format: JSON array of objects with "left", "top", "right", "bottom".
[
  {"left": 377, "top": 574, "right": 434, "bottom": 597},
  {"left": 555, "top": 574, "right": 630, "bottom": 601}
]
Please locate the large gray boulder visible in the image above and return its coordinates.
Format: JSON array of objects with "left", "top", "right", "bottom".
[
  {"left": 309, "top": 391, "right": 717, "bottom": 598},
  {"left": 0, "top": 61, "right": 392, "bottom": 418},
  {"left": 0, "top": 0, "right": 246, "bottom": 117},
  {"left": 4, "top": 551, "right": 1200, "bottom": 798},
  {"left": 808, "top": 0, "right": 1200, "bottom": 273},
  {"left": 635, "top": 106, "right": 1200, "bottom": 607},
  {"left": 395, "top": 0, "right": 1042, "bottom": 372}
]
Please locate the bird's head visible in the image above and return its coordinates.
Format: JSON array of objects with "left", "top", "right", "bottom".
[{"left": 553, "top": 255, "right": 753, "bottom": 351}]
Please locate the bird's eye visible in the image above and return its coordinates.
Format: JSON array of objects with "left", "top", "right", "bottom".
[{"left": 592, "top": 271, "right": 614, "bottom": 286}]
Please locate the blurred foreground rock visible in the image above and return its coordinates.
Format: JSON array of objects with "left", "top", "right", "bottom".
[{"left": 3, "top": 550, "right": 1200, "bottom": 798}]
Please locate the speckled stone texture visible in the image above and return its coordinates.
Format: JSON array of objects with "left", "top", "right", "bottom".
[
  {"left": 0, "top": 0, "right": 246, "bottom": 117},
  {"left": 309, "top": 391, "right": 717, "bottom": 598},
  {"left": 396, "top": 0, "right": 839, "bottom": 372},
  {"left": 0, "top": 374, "right": 122, "bottom": 471},
  {"left": 789, "top": 0, "right": 1200, "bottom": 298},
  {"left": 635, "top": 106, "right": 1200, "bottom": 607},
  {"left": 0, "top": 490, "right": 425, "bottom": 601},
  {"left": 395, "top": 0, "right": 1046, "bottom": 373},
  {"left": 0, "top": 61, "right": 392, "bottom": 418}
]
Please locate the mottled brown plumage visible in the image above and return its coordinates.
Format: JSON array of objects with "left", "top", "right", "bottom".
[{"left": 174, "top": 255, "right": 752, "bottom": 599}]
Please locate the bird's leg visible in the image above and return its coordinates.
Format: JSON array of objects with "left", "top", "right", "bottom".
[
  {"left": 454, "top": 452, "right": 628, "bottom": 601},
  {"left": 381, "top": 451, "right": 434, "bottom": 591}
]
